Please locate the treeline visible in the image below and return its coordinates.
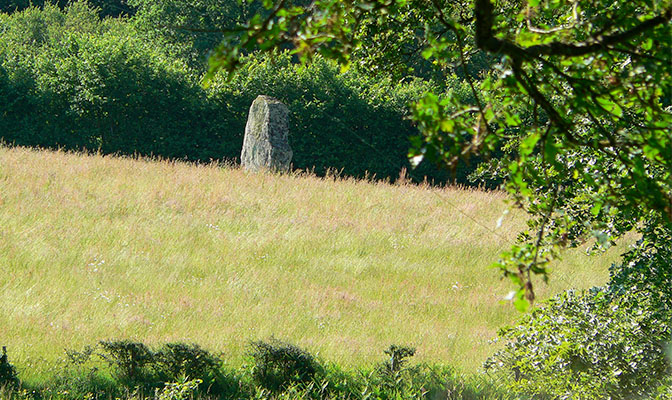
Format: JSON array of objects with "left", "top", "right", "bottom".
[
  {"left": 0, "top": 1, "right": 482, "bottom": 184},
  {"left": 0, "top": 0, "right": 134, "bottom": 17}
]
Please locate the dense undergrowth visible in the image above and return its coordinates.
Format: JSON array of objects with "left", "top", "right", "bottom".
[
  {"left": 0, "top": 340, "right": 514, "bottom": 400},
  {"left": 485, "top": 227, "right": 672, "bottom": 399}
]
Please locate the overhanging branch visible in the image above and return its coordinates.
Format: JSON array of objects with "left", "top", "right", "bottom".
[
  {"left": 474, "top": 0, "right": 671, "bottom": 59},
  {"left": 527, "top": 10, "right": 672, "bottom": 57}
]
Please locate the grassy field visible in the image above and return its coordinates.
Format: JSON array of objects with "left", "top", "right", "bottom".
[{"left": 0, "top": 146, "right": 624, "bottom": 380}]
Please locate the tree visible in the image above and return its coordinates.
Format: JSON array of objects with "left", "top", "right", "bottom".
[
  {"left": 206, "top": 0, "right": 671, "bottom": 310},
  {"left": 128, "top": 0, "right": 262, "bottom": 68},
  {"left": 0, "top": 0, "right": 135, "bottom": 17}
]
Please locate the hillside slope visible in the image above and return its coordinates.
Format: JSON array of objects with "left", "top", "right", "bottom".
[{"left": 0, "top": 146, "right": 621, "bottom": 376}]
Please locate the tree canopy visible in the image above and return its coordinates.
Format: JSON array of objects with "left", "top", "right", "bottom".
[{"left": 208, "top": 0, "right": 672, "bottom": 310}]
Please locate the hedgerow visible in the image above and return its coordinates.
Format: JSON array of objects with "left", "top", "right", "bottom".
[{"left": 0, "top": 1, "right": 469, "bottom": 184}]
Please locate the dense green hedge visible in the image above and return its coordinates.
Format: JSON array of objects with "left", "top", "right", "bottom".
[
  {"left": 0, "top": 1, "right": 464, "bottom": 184},
  {"left": 208, "top": 52, "right": 456, "bottom": 181},
  {"left": 0, "top": 3, "right": 231, "bottom": 160}
]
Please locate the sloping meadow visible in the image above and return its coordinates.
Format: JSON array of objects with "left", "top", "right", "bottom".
[{"left": 0, "top": 146, "right": 621, "bottom": 379}]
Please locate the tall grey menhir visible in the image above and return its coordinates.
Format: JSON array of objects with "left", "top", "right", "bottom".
[{"left": 240, "top": 95, "right": 293, "bottom": 172}]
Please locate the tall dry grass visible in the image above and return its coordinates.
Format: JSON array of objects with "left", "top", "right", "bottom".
[{"left": 0, "top": 146, "right": 623, "bottom": 379}]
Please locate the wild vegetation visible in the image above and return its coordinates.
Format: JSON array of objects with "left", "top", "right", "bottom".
[
  {"left": 0, "top": 1, "right": 468, "bottom": 183},
  {"left": 0, "top": 145, "right": 633, "bottom": 399},
  {"left": 209, "top": 0, "right": 672, "bottom": 397},
  {"left": 1, "top": 0, "right": 671, "bottom": 398},
  {"left": 0, "top": 146, "right": 617, "bottom": 365},
  {"left": 0, "top": 337, "right": 517, "bottom": 399}
]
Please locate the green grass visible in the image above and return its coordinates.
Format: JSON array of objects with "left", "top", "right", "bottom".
[{"left": 0, "top": 146, "right": 624, "bottom": 381}]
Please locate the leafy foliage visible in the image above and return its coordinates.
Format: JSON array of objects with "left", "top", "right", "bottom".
[
  {"left": 43, "top": 345, "right": 118, "bottom": 399},
  {"left": 0, "top": 1, "right": 468, "bottom": 184},
  {"left": 378, "top": 345, "right": 416, "bottom": 376},
  {"left": 209, "top": 51, "right": 459, "bottom": 181},
  {"left": 248, "top": 339, "right": 320, "bottom": 393},
  {"left": 0, "top": 2, "right": 230, "bottom": 160},
  {"left": 0, "top": 339, "right": 519, "bottom": 398},
  {"left": 207, "top": 1, "right": 672, "bottom": 395},
  {"left": 127, "top": 0, "right": 261, "bottom": 70},
  {"left": 485, "top": 227, "right": 672, "bottom": 398},
  {"left": 153, "top": 342, "right": 229, "bottom": 395},
  {"left": 206, "top": 0, "right": 672, "bottom": 307},
  {"left": 155, "top": 377, "right": 202, "bottom": 400},
  {"left": 98, "top": 340, "right": 155, "bottom": 386},
  {"left": 62, "top": 340, "right": 237, "bottom": 397},
  {"left": 0, "top": 0, "right": 135, "bottom": 17}
]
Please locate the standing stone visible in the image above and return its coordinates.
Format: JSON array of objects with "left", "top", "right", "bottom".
[{"left": 241, "top": 95, "right": 293, "bottom": 172}]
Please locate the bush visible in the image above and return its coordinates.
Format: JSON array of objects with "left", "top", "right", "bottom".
[
  {"left": 378, "top": 344, "right": 416, "bottom": 376},
  {"left": 0, "top": 0, "right": 134, "bottom": 17},
  {"left": 0, "top": 347, "right": 19, "bottom": 391},
  {"left": 99, "top": 339, "right": 155, "bottom": 386},
  {"left": 128, "top": 0, "right": 252, "bottom": 70},
  {"left": 94, "top": 340, "right": 239, "bottom": 397},
  {"left": 41, "top": 345, "right": 119, "bottom": 399},
  {"left": 208, "top": 51, "right": 458, "bottom": 183},
  {"left": 155, "top": 377, "right": 202, "bottom": 400},
  {"left": 0, "top": 2, "right": 468, "bottom": 184},
  {"left": 1, "top": 1, "right": 513, "bottom": 189},
  {"left": 485, "top": 226, "right": 672, "bottom": 399},
  {"left": 0, "top": 339, "right": 520, "bottom": 399},
  {"left": 154, "top": 343, "right": 220, "bottom": 381},
  {"left": 248, "top": 339, "right": 320, "bottom": 393},
  {"left": 154, "top": 342, "right": 236, "bottom": 396},
  {"left": 0, "top": 2, "right": 234, "bottom": 160}
]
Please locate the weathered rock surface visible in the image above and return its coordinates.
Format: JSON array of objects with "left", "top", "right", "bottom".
[{"left": 240, "top": 95, "right": 292, "bottom": 172}]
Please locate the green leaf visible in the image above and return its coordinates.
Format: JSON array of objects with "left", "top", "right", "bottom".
[
  {"left": 543, "top": 139, "right": 559, "bottom": 163},
  {"left": 520, "top": 132, "right": 541, "bottom": 157},
  {"left": 513, "top": 290, "right": 530, "bottom": 312},
  {"left": 440, "top": 119, "right": 455, "bottom": 132},
  {"left": 421, "top": 47, "right": 433, "bottom": 60},
  {"left": 590, "top": 203, "right": 602, "bottom": 216},
  {"left": 595, "top": 97, "right": 623, "bottom": 117}
]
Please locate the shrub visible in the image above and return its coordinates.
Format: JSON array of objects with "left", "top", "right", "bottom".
[
  {"left": 378, "top": 344, "right": 416, "bottom": 376},
  {"left": 98, "top": 339, "right": 155, "bottom": 386},
  {"left": 40, "top": 345, "right": 118, "bottom": 399},
  {"left": 0, "top": 2, "right": 233, "bottom": 160},
  {"left": 0, "top": 0, "right": 134, "bottom": 17},
  {"left": 95, "top": 340, "right": 240, "bottom": 397},
  {"left": 208, "top": 51, "right": 457, "bottom": 183},
  {"left": 128, "top": 0, "right": 249, "bottom": 70},
  {"left": 248, "top": 339, "right": 320, "bottom": 393},
  {"left": 0, "top": 347, "right": 19, "bottom": 391},
  {"left": 154, "top": 342, "right": 236, "bottom": 396},
  {"left": 155, "top": 377, "right": 202, "bottom": 400},
  {"left": 485, "top": 227, "right": 672, "bottom": 399}
]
